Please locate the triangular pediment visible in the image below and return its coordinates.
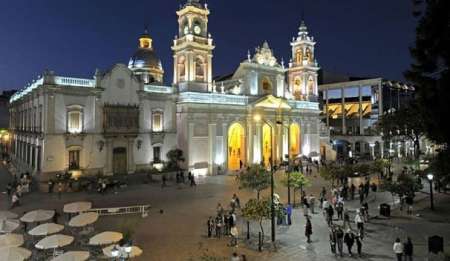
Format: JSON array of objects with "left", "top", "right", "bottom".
[{"left": 253, "top": 95, "right": 291, "bottom": 109}]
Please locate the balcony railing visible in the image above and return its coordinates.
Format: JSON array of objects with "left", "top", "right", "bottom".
[{"left": 54, "top": 76, "right": 95, "bottom": 87}]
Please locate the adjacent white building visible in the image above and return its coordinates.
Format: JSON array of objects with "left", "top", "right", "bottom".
[{"left": 9, "top": 0, "right": 328, "bottom": 182}]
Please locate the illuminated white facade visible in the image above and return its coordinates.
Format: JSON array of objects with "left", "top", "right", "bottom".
[{"left": 9, "top": 0, "right": 326, "bottom": 181}]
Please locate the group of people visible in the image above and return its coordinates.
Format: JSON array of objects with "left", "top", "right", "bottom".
[
  {"left": 393, "top": 237, "right": 414, "bottom": 261},
  {"left": 329, "top": 224, "right": 363, "bottom": 257},
  {"left": 6, "top": 173, "right": 32, "bottom": 209},
  {"left": 170, "top": 170, "right": 196, "bottom": 187},
  {"left": 207, "top": 194, "right": 241, "bottom": 247}
]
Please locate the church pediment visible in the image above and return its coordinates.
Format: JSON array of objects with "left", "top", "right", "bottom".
[{"left": 253, "top": 95, "right": 291, "bottom": 109}]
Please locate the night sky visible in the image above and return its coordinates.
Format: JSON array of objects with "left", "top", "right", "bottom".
[{"left": 0, "top": 0, "right": 418, "bottom": 91}]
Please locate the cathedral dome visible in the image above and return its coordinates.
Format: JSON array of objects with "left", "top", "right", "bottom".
[
  {"left": 128, "top": 48, "right": 162, "bottom": 71},
  {"left": 128, "top": 29, "right": 164, "bottom": 83}
]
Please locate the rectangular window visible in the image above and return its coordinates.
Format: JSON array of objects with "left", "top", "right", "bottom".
[
  {"left": 152, "top": 112, "right": 163, "bottom": 132},
  {"left": 153, "top": 146, "right": 161, "bottom": 163},
  {"left": 69, "top": 150, "right": 80, "bottom": 170},
  {"left": 68, "top": 111, "right": 82, "bottom": 133}
]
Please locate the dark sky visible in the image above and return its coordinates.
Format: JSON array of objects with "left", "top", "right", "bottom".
[{"left": 0, "top": 0, "right": 418, "bottom": 90}]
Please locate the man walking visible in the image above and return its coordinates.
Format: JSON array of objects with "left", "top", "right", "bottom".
[
  {"left": 344, "top": 229, "right": 355, "bottom": 257},
  {"left": 207, "top": 217, "right": 214, "bottom": 238},
  {"left": 329, "top": 226, "right": 337, "bottom": 255},
  {"left": 287, "top": 204, "right": 292, "bottom": 225},
  {"left": 336, "top": 226, "right": 344, "bottom": 257},
  {"left": 355, "top": 232, "right": 363, "bottom": 257},
  {"left": 305, "top": 216, "right": 312, "bottom": 243},
  {"left": 404, "top": 237, "right": 413, "bottom": 261},
  {"left": 355, "top": 209, "right": 364, "bottom": 237},
  {"left": 326, "top": 205, "right": 334, "bottom": 226},
  {"left": 309, "top": 194, "right": 316, "bottom": 214}
]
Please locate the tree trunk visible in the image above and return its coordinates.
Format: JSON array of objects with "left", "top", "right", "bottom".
[
  {"left": 257, "top": 190, "right": 260, "bottom": 200},
  {"left": 259, "top": 220, "right": 264, "bottom": 243},
  {"left": 293, "top": 188, "right": 296, "bottom": 207}
]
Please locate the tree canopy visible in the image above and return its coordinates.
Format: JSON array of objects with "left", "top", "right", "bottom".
[{"left": 237, "top": 164, "right": 271, "bottom": 199}]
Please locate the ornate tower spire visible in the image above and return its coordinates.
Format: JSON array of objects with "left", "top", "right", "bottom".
[
  {"left": 172, "top": 0, "right": 214, "bottom": 92},
  {"left": 287, "top": 19, "right": 320, "bottom": 101}
]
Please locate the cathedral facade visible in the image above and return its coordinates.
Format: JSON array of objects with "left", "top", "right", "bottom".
[{"left": 8, "top": 0, "right": 326, "bottom": 180}]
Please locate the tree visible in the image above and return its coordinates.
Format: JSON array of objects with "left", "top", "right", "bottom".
[
  {"left": 369, "top": 158, "right": 391, "bottom": 180},
  {"left": 405, "top": 0, "right": 450, "bottom": 146},
  {"left": 377, "top": 103, "right": 426, "bottom": 159},
  {"left": 241, "top": 198, "right": 282, "bottom": 246},
  {"left": 237, "top": 164, "right": 271, "bottom": 199},
  {"left": 281, "top": 171, "right": 310, "bottom": 207},
  {"left": 165, "top": 149, "right": 185, "bottom": 171},
  {"left": 319, "top": 164, "right": 341, "bottom": 185},
  {"left": 383, "top": 173, "right": 423, "bottom": 205}
]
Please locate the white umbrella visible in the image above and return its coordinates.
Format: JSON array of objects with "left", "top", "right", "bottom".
[
  {"left": 102, "top": 244, "right": 143, "bottom": 258},
  {"left": 0, "top": 247, "right": 31, "bottom": 261},
  {"left": 68, "top": 212, "right": 98, "bottom": 227},
  {"left": 28, "top": 223, "right": 64, "bottom": 236},
  {"left": 89, "top": 231, "right": 123, "bottom": 246},
  {"left": 63, "top": 202, "right": 92, "bottom": 214},
  {"left": 50, "top": 251, "right": 89, "bottom": 261},
  {"left": 0, "top": 211, "right": 18, "bottom": 220},
  {"left": 35, "top": 234, "right": 74, "bottom": 249},
  {"left": 0, "top": 233, "right": 24, "bottom": 249},
  {"left": 0, "top": 219, "right": 20, "bottom": 233},
  {"left": 20, "top": 210, "right": 55, "bottom": 223}
]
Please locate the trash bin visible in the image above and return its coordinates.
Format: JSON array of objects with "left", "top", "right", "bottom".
[
  {"left": 379, "top": 203, "right": 390, "bottom": 217},
  {"left": 428, "top": 235, "right": 444, "bottom": 254}
]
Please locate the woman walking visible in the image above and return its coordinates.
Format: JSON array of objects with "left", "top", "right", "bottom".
[{"left": 393, "top": 238, "right": 404, "bottom": 261}]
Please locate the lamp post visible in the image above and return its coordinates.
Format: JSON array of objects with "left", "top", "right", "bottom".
[
  {"left": 254, "top": 114, "right": 276, "bottom": 242},
  {"left": 427, "top": 173, "right": 434, "bottom": 210}
]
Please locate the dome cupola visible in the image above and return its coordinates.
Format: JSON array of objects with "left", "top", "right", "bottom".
[{"left": 128, "top": 28, "right": 164, "bottom": 84}]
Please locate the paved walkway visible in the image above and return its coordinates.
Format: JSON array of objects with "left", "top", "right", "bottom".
[{"left": 1, "top": 163, "right": 450, "bottom": 260}]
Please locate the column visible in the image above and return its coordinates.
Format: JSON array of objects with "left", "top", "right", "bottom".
[
  {"left": 222, "top": 123, "right": 228, "bottom": 169},
  {"left": 380, "top": 141, "right": 384, "bottom": 158},
  {"left": 341, "top": 88, "right": 346, "bottom": 134},
  {"left": 255, "top": 123, "right": 262, "bottom": 164},
  {"left": 276, "top": 123, "right": 283, "bottom": 163},
  {"left": 188, "top": 122, "right": 195, "bottom": 169},
  {"left": 208, "top": 123, "right": 217, "bottom": 175},
  {"left": 247, "top": 119, "right": 253, "bottom": 166},
  {"left": 127, "top": 139, "right": 135, "bottom": 174},
  {"left": 104, "top": 139, "right": 113, "bottom": 175}
]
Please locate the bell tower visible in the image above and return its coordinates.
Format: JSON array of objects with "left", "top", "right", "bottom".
[
  {"left": 172, "top": 0, "right": 215, "bottom": 92},
  {"left": 287, "top": 21, "right": 320, "bottom": 101}
]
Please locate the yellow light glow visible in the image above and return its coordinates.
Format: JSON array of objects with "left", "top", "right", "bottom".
[
  {"left": 253, "top": 114, "right": 261, "bottom": 122},
  {"left": 289, "top": 123, "right": 301, "bottom": 157},
  {"left": 228, "top": 123, "right": 245, "bottom": 171},
  {"left": 255, "top": 95, "right": 291, "bottom": 109},
  {"left": 262, "top": 124, "right": 272, "bottom": 167},
  {"left": 325, "top": 101, "right": 372, "bottom": 118}
]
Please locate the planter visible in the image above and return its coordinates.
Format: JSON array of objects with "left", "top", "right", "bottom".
[{"left": 151, "top": 174, "right": 163, "bottom": 181}]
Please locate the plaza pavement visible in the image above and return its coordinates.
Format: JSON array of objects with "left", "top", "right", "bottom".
[{"left": 1, "top": 163, "right": 450, "bottom": 260}]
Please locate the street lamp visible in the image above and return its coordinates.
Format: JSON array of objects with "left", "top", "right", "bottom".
[
  {"left": 254, "top": 113, "right": 277, "bottom": 242},
  {"left": 427, "top": 173, "right": 434, "bottom": 210}
]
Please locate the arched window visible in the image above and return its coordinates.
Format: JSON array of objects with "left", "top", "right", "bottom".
[
  {"left": 305, "top": 47, "right": 313, "bottom": 62},
  {"left": 67, "top": 106, "right": 83, "bottom": 134},
  {"left": 195, "top": 56, "right": 205, "bottom": 81},
  {"left": 152, "top": 110, "right": 163, "bottom": 132},
  {"left": 262, "top": 77, "right": 272, "bottom": 94},
  {"left": 178, "top": 56, "right": 186, "bottom": 82},
  {"left": 295, "top": 49, "right": 303, "bottom": 64},
  {"left": 307, "top": 76, "right": 315, "bottom": 96},
  {"left": 293, "top": 76, "right": 302, "bottom": 99}
]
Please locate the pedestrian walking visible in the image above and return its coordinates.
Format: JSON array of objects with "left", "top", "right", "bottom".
[
  {"left": 320, "top": 187, "right": 327, "bottom": 208},
  {"left": 336, "top": 226, "right": 344, "bottom": 257},
  {"left": 393, "top": 238, "right": 404, "bottom": 261},
  {"left": 309, "top": 194, "right": 316, "bottom": 214},
  {"left": 336, "top": 201, "right": 344, "bottom": 220},
  {"left": 329, "top": 226, "right": 337, "bottom": 255},
  {"left": 230, "top": 225, "right": 238, "bottom": 247},
  {"left": 305, "top": 216, "right": 312, "bottom": 243},
  {"left": 404, "top": 237, "right": 413, "bottom": 261},
  {"left": 10, "top": 193, "right": 19, "bottom": 209},
  {"left": 344, "top": 229, "right": 355, "bottom": 257},
  {"left": 343, "top": 209, "right": 351, "bottom": 229},
  {"left": 354, "top": 209, "right": 364, "bottom": 237},
  {"left": 362, "top": 202, "right": 369, "bottom": 222},
  {"left": 215, "top": 215, "right": 222, "bottom": 238},
  {"left": 57, "top": 182, "right": 63, "bottom": 199},
  {"left": 161, "top": 174, "right": 167, "bottom": 188},
  {"left": 217, "top": 203, "right": 224, "bottom": 216},
  {"left": 355, "top": 232, "right": 363, "bottom": 257},
  {"left": 350, "top": 183, "right": 355, "bottom": 200},
  {"left": 207, "top": 217, "right": 214, "bottom": 238},
  {"left": 326, "top": 205, "right": 334, "bottom": 226},
  {"left": 406, "top": 195, "right": 414, "bottom": 215},
  {"left": 190, "top": 173, "right": 196, "bottom": 187},
  {"left": 287, "top": 203, "right": 292, "bottom": 225}
]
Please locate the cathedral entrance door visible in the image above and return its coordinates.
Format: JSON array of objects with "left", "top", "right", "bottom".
[
  {"left": 228, "top": 123, "right": 245, "bottom": 171},
  {"left": 113, "top": 147, "right": 127, "bottom": 174}
]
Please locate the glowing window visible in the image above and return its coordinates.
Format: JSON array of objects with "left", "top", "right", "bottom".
[
  {"left": 295, "top": 49, "right": 303, "bottom": 64},
  {"left": 152, "top": 111, "right": 163, "bottom": 132},
  {"left": 67, "top": 110, "right": 82, "bottom": 134},
  {"left": 69, "top": 150, "right": 80, "bottom": 170},
  {"left": 262, "top": 78, "right": 272, "bottom": 94}
]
